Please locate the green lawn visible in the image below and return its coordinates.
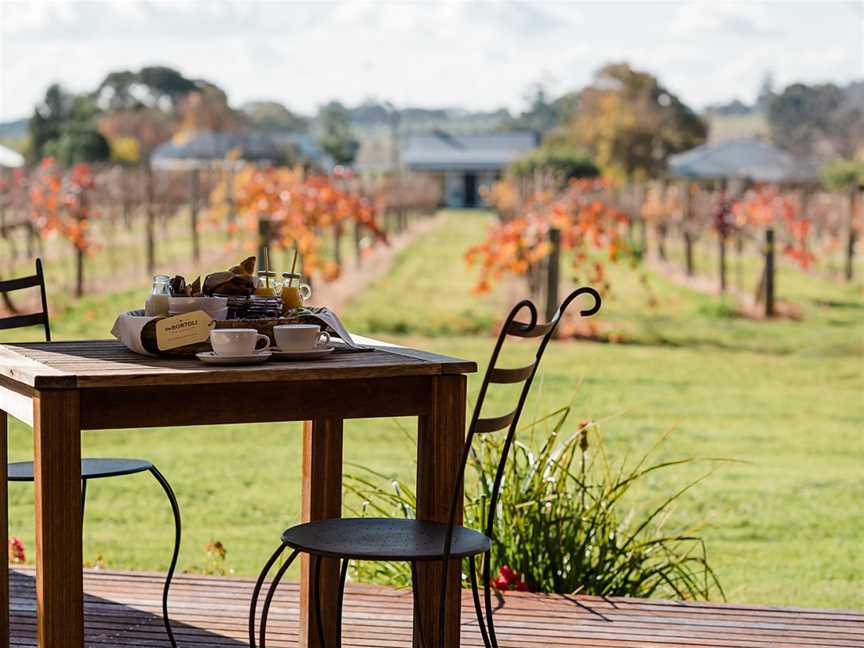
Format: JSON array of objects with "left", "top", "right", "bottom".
[{"left": 4, "top": 210, "right": 863, "bottom": 609}]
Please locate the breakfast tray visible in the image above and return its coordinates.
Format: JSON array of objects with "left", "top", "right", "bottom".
[{"left": 112, "top": 307, "right": 371, "bottom": 357}]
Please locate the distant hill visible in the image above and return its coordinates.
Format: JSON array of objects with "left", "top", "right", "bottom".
[{"left": 0, "top": 118, "right": 26, "bottom": 139}]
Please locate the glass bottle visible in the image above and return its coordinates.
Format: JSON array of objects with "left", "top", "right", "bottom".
[
  {"left": 280, "top": 272, "right": 312, "bottom": 311},
  {"left": 145, "top": 275, "right": 171, "bottom": 316},
  {"left": 255, "top": 270, "right": 278, "bottom": 297}
]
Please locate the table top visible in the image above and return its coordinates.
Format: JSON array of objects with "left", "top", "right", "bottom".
[{"left": 0, "top": 340, "right": 477, "bottom": 391}]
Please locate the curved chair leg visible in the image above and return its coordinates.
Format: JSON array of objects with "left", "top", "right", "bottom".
[
  {"left": 312, "top": 554, "right": 328, "bottom": 648},
  {"left": 437, "top": 556, "right": 452, "bottom": 648},
  {"left": 410, "top": 561, "right": 427, "bottom": 648},
  {"left": 259, "top": 547, "right": 300, "bottom": 648},
  {"left": 80, "top": 478, "right": 88, "bottom": 526},
  {"left": 148, "top": 466, "right": 181, "bottom": 648},
  {"left": 336, "top": 558, "right": 349, "bottom": 648},
  {"left": 249, "top": 542, "right": 290, "bottom": 648},
  {"left": 469, "top": 555, "right": 492, "bottom": 648},
  {"left": 482, "top": 554, "right": 500, "bottom": 648}
]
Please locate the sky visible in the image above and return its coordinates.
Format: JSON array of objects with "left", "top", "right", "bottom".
[{"left": 0, "top": 0, "right": 862, "bottom": 122}]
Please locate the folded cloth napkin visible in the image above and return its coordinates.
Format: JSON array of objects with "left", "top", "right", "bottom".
[{"left": 111, "top": 309, "right": 158, "bottom": 356}]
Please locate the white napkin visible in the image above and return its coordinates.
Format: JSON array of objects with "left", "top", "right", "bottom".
[
  {"left": 302, "top": 307, "right": 363, "bottom": 349},
  {"left": 111, "top": 309, "right": 159, "bottom": 356}
]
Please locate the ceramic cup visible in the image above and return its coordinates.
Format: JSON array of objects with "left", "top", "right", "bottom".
[
  {"left": 210, "top": 328, "right": 270, "bottom": 356},
  {"left": 273, "top": 324, "right": 331, "bottom": 352}
]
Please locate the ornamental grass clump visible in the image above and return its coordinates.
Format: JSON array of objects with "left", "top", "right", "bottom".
[{"left": 345, "top": 400, "right": 724, "bottom": 601}]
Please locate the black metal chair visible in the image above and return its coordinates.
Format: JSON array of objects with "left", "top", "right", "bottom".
[
  {"left": 249, "top": 286, "right": 602, "bottom": 648},
  {"left": 1, "top": 259, "right": 182, "bottom": 648}
]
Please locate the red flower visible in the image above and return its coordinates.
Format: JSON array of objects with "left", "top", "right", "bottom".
[
  {"left": 491, "top": 565, "right": 529, "bottom": 592},
  {"left": 9, "top": 537, "right": 26, "bottom": 564}
]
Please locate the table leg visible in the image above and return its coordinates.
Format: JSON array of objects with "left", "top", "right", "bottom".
[
  {"left": 33, "top": 391, "right": 82, "bottom": 648},
  {"left": 416, "top": 374, "right": 467, "bottom": 648},
  {"left": 1, "top": 410, "right": 8, "bottom": 648},
  {"left": 300, "top": 418, "right": 343, "bottom": 648}
]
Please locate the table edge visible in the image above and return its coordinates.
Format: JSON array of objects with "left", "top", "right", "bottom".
[{"left": 0, "top": 341, "right": 477, "bottom": 390}]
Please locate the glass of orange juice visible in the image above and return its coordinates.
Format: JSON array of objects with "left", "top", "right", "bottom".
[
  {"left": 280, "top": 272, "right": 312, "bottom": 310},
  {"left": 255, "top": 271, "right": 278, "bottom": 296}
]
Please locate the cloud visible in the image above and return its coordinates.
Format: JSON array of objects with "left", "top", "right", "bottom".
[
  {"left": 0, "top": 0, "right": 860, "bottom": 121},
  {"left": 671, "top": 3, "right": 782, "bottom": 38}
]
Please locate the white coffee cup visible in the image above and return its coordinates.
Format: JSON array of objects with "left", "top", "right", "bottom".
[
  {"left": 273, "top": 324, "right": 331, "bottom": 352},
  {"left": 210, "top": 328, "right": 269, "bottom": 356}
]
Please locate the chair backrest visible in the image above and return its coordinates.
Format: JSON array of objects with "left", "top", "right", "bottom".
[
  {"left": 0, "top": 258, "right": 51, "bottom": 342},
  {"left": 442, "top": 286, "right": 601, "bottom": 558}
]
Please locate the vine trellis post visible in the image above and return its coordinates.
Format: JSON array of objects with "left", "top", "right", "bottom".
[
  {"left": 189, "top": 168, "right": 200, "bottom": 263},
  {"left": 846, "top": 188, "right": 859, "bottom": 281},
  {"left": 764, "top": 228, "right": 776, "bottom": 317},
  {"left": 545, "top": 227, "right": 561, "bottom": 322}
]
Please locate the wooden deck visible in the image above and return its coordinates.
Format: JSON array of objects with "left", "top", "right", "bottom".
[{"left": 8, "top": 567, "right": 863, "bottom": 647}]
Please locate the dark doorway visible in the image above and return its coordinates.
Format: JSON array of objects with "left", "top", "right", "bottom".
[{"left": 463, "top": 173, "right": 478, "bottom": 207}]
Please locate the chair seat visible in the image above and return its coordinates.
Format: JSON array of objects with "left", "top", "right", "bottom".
[
  {"left": 281, "top": 517, "right": 491, "bottom": 561},
  {"left": 7, "top": 458, "right": 154, "bottom": 482}
]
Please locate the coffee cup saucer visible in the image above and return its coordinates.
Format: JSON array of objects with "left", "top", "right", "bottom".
[
  {"left": 269, "top": 346, "right": 334, "bottom": 361},
  {"left": 196, "top": 350, "right": 272, "bottom": 365}
]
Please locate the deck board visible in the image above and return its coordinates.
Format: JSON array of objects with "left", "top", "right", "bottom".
[{"left": 8, "top": 568, "right": 864, "bottom": 647}]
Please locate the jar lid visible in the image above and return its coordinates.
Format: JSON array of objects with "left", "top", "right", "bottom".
[{"left": 281, "top": 272, "right": 302, "bottom": 279}]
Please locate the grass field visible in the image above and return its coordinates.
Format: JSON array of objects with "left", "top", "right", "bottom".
[{"left": 4, "top": 210, "right": 863, "bottom": 609}]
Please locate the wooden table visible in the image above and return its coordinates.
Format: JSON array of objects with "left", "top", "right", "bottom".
[{"left": 0, "top": 340, "right": 476, "bottom": 648}]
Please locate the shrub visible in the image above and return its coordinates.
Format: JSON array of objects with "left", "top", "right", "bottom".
[
  {"left": 344, "top": 400, "right": 724, "bottom": 600},
  {"left": 822, "top": 160, "right": 864, "bottom": 191},
  {"left": 508, "top": 145, "right": 599, "bottom": 182}
]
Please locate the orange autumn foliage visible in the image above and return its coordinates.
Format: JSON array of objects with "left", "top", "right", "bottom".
[
  {"left": 733, "top": 185, "right": 814, "bottom": 269},
  {"left": 29, "top": 158, "right": 98, "bottom": 252},
  {"left": 467, "top": 178, "right": 629, "bottom": 294},
  {"left": 210, "top": 165, "right": 386, "bottom": 281}
]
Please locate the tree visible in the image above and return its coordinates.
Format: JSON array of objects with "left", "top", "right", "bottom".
[
  {"left": 566, "top": 63, "right": 707, "bottom": 179},
  {"left": 177, "top": 85, "right": 242, "bottom": 134},
  {"left": 243, "top": 101, "right": 308, "bottom": 132},
  {"left": 94, "top": 67, "right": 240, "bottom": 162},
  {"left": 499, "top": 83, "right": 573, "bottom": 134},
  {"left": 95, "top": 66, "right": 198, "bottom": 113},
  {"left": 28, "top": 84, "right": 110, "bottom": 165},
  {"left": 318, "top": 101, "right": 359, "bottom": 166},
  {"left": 97, "top": 108, "right": 174, "bottom": 162},
  {"left": 755, "top": 71, "right": 776, "bottom": 112},
  {"left": 768, "top": 82, "right": 864, "bottom": 160}
]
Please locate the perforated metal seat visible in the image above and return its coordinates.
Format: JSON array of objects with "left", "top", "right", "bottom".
[
  {"left": 281, "top": 517, "right": 491, "bottom": 561},
  {"left": 8, "top": 458, "right": 153, "bottom": 481}
]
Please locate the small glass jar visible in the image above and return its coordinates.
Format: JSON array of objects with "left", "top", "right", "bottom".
[
  {"left": 255, "top": 270, "right": 278, "bottom": 297},
  {"left": 145, "top": 275, "right": 171, "bottom": 316},
  {"left": 280, "top": 272, "right": 312, "bottom": 310}
]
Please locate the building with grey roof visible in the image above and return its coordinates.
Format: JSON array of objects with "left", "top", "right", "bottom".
[
  {"left": 151, "top": 130, "right": 289, "bottom": 169},
  {"left": 401, "top": 130, "right": 538, "bottom": 207},
  {"left": 668, "top": 137, "right": 819, "bottom": 184}
]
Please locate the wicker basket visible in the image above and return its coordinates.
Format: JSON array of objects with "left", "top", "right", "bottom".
[{"left": 139, "top": 314, "right": 321, "bottom": 356}]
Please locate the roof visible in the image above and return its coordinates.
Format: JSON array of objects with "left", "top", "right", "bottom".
[
  {"left": 0, "top": 143, "right": 25, "bottom": 169},
  {"left": 151, "top": 130, "right": 285, "bottom": 169},
  {"left": 402, "top": 130, "right": 538, "bottom": 172},
  {"left": 668, "top": 137, "right": 819, "bottom": 184}
]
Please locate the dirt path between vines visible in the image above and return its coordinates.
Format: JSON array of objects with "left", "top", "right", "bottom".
[{"left": 308, "top": 213, "right": 443, "bottom": 313}]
